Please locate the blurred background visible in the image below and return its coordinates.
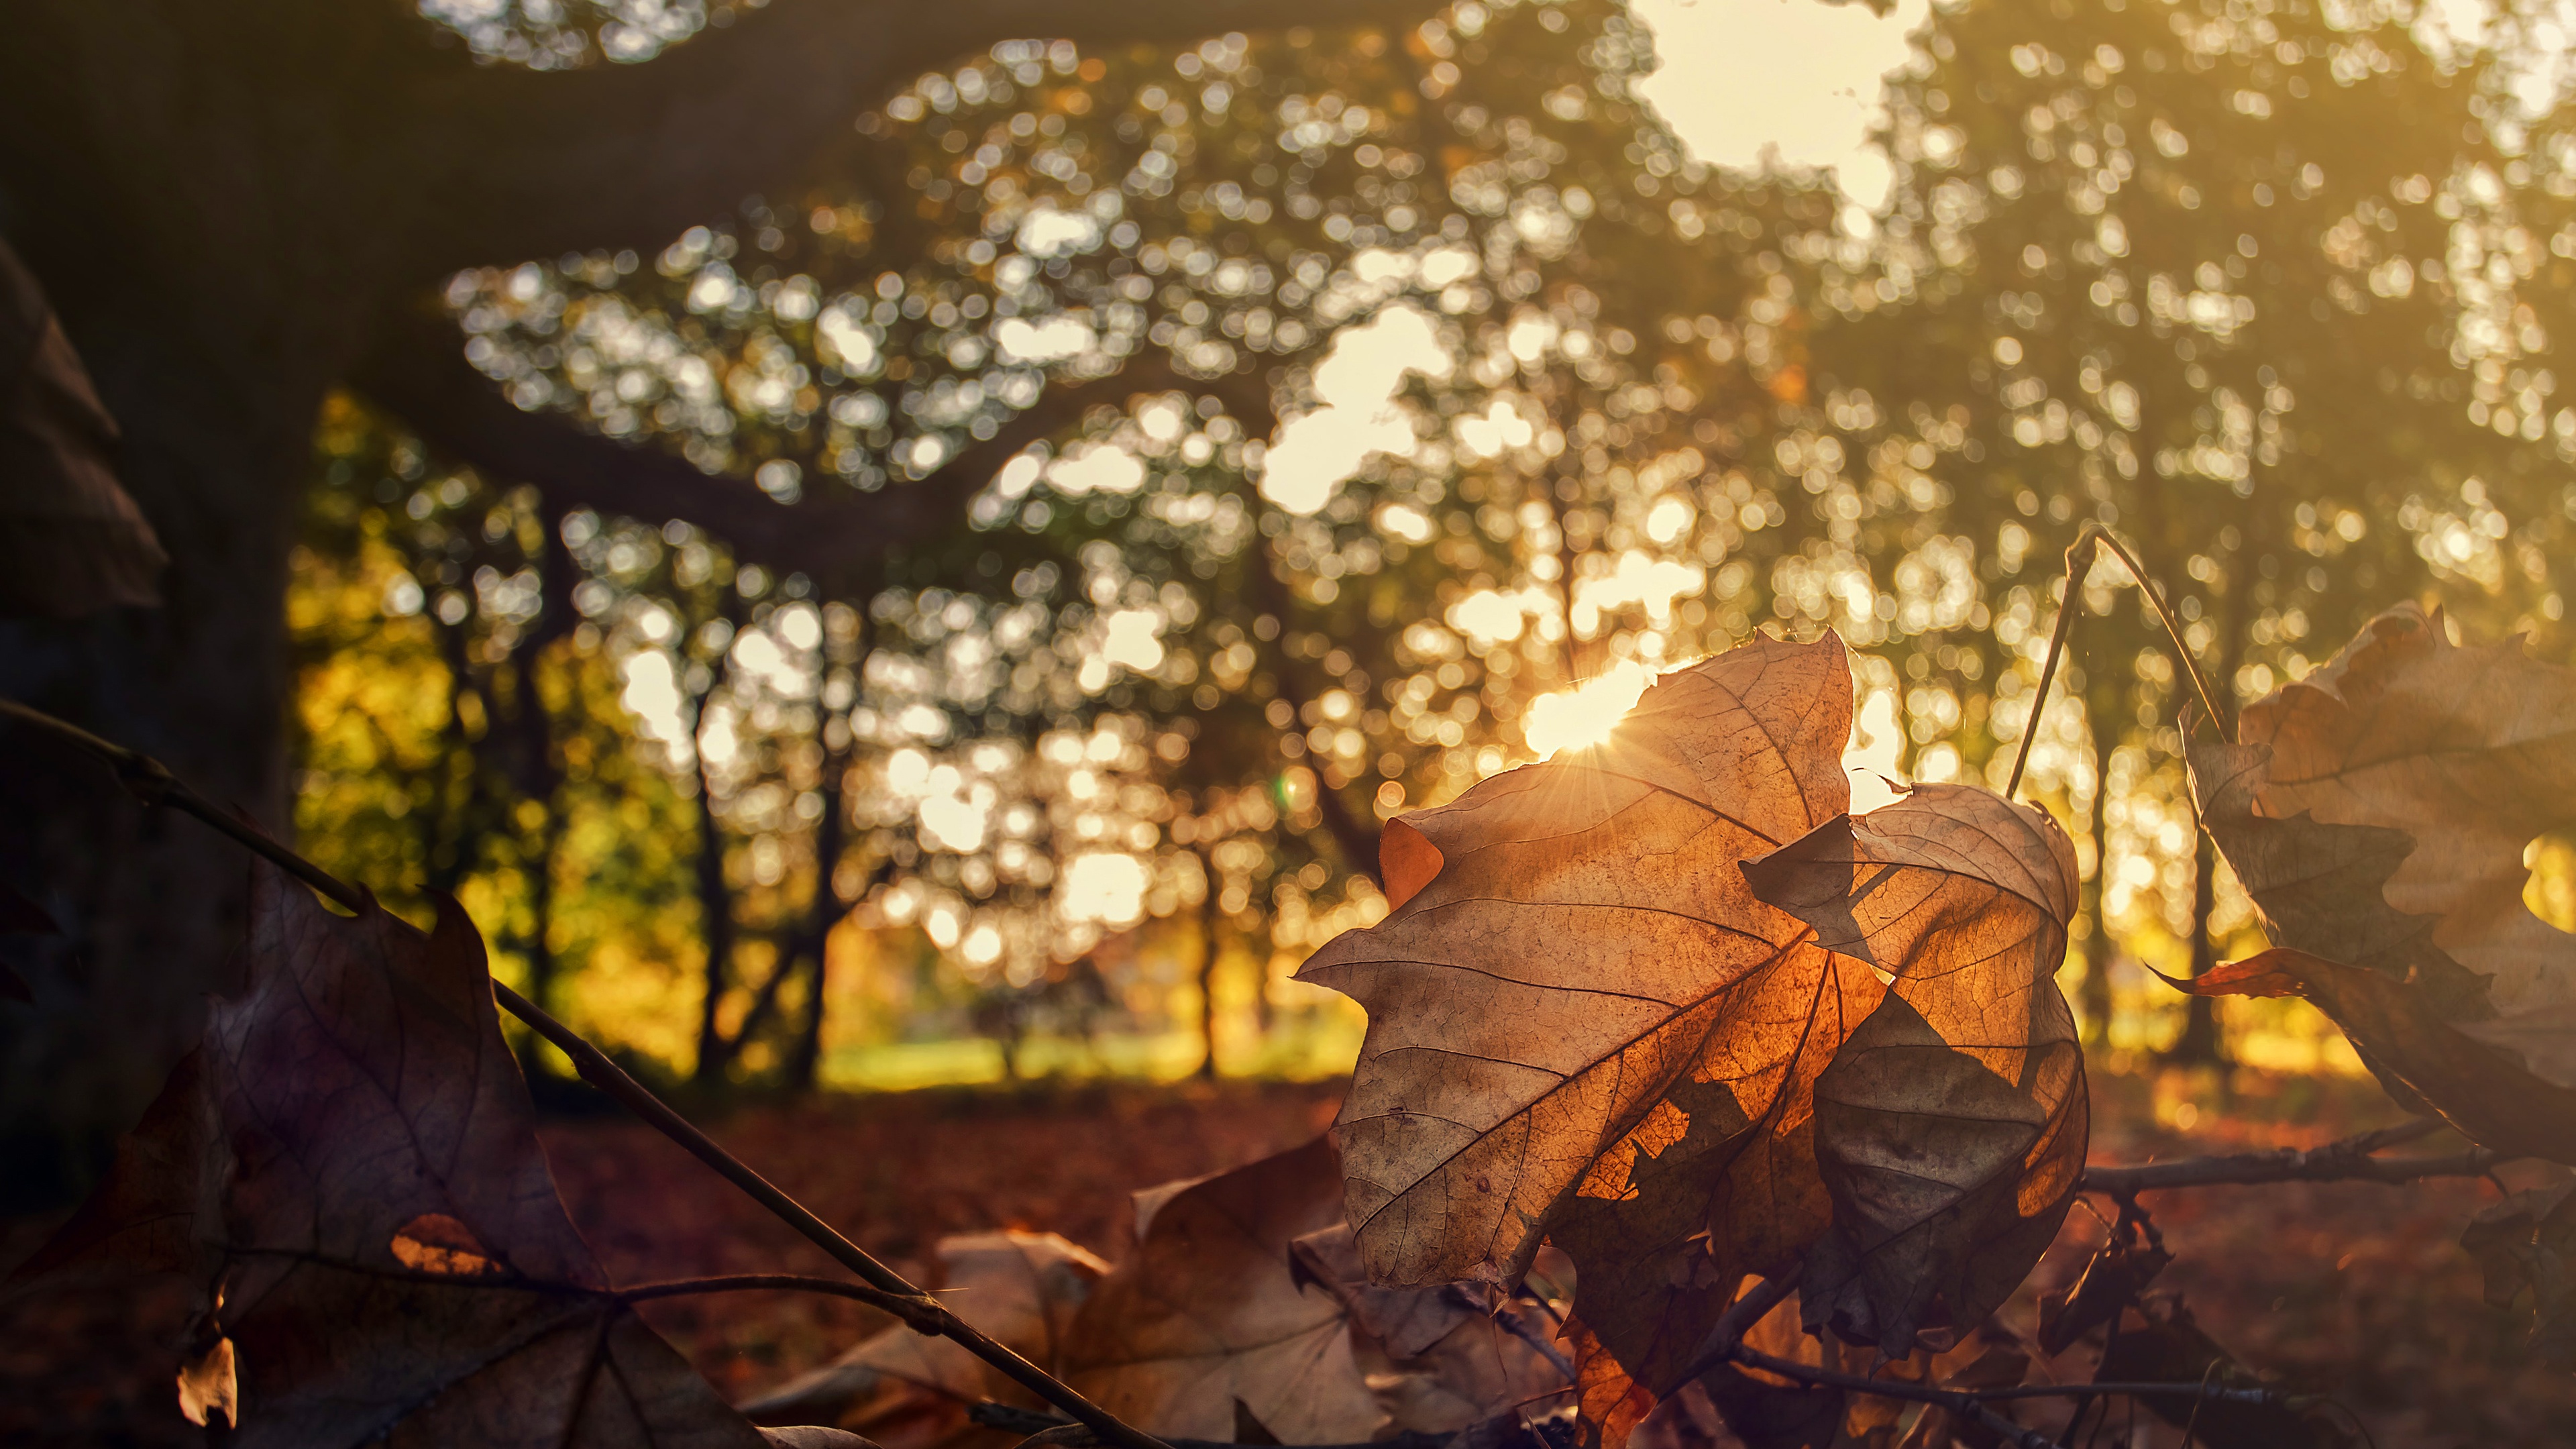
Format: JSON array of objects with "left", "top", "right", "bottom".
[
  {"left": 9, "top": 0, "right": 2576, "bottom": 1131},
  {"left": 264, "top": 0, "right": 2576, "bottom": 1093}
]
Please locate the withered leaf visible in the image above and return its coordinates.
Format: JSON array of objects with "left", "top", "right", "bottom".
[
  {"left": 2096, "top": 1299, "right": 2348, "bottom": 1449},
  {"left": 743, "top": 1230, "right": 1109, "bottom": 1430},
  {"left": 2188, "top": 603, "right": 2576, "bottom": 1154},
  {"left": 1298, "top": 635, "right": 1856, "bottom": 1297},
  {"left": 177, "top": 1326, "right": 237, "bottom": 1430},
  {"left": 0, "top": 235, "right": 166, "bottom": 616},
  {"left": 2186, "top": 949, "right": 2576, "bottom": 1163},
  {"left": 2459, "top": 1181, "right": 2576, "bottom": 1369},
  {"left": 1741, "top": 784, "right": 2088, "bottom": 1354},
  {"left": 2035, "top": 1236, "right": 2169, "bottom": 1358},
  {"left": 1288, "top": 1222, "right": 1572, "bottom": 1435},
  {"left": 1058, "top": 1136, "right": 1385, "bottom": 1443},
  {"left": 11, "top": 863, "right": 777, "bottom": 1448},
  {"left": 1550, "top": 943, "right": 1882, "bottom": 1433}
]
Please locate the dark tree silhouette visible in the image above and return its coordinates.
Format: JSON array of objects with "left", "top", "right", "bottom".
[{"left": 0, "top": 0, "right": 1430, "bottom": 1197}]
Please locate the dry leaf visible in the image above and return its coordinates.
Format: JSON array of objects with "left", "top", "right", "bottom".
[
  {"left": 9, "top": 863, "right": 781, "bottom": 1448},
  {"left": 1686, "top": 1289, "right": 1841, "bottom": 1449},
  {"left": 2186, "top": 949, "right": 2576, "bottom": 1163},
  {"left": 2188, "top": 603, "right": 2576, "bottom": 1154},
  {"left": 1059, "top": 1136, "right": 1384, "bottom": 1443},
  {"left": 1288, "top": 1222, "right": 1573, "bottom": 1434},
  {"left": 1298, "top": 635, "right": 1855, "bottom": 1298},
  {"left": 2097, "top": 1299, "right": 2349, "bottom": 1449},
  {"left": 176, "top": 1325, "right": 237, "bottom": 1430},
  {"left": 2035, "top": 1235, "right": 2169, "bottom": 1358},
  {"left": 1301, "top": 635, "right": 2089, "bottom": 1443},
  {"left": 742, "top": 1231, "right": 1109, "bottom": 1430},
  {"left": 1741, "top": 784, "right": 2088, "bottom": 1354},
  {"left": 0, "top": 235, "right": 165, "bottom": 616},
  {"left": 2460, "top": 1182, "right": 2576, "bottom": 1369},
  {"left": 1550, "top": 943, "right": 1882, "bottom": 1435}
]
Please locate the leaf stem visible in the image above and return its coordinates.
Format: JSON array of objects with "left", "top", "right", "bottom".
[
  {"left": 2006, "top": 530, "right": 2098, "bottom": 799},
  {"left": 1717, "top": 1342, "right": 2074, "bottom": 1449},
  {"left": 614, "top": 1274, "right": 940, "bottom": 1326},
  {"left": 0, "top": 694, "right": 1173, "bottom": 1449},
  {"left": 2084, "top": 527, "right": 2230, "bottom": 738},
  {"left": 2000, "top": 523, "right": 2233, "bottom": 801}
]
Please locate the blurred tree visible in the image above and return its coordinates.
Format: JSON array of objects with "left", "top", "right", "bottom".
[
  {"left": 1814, "top": 0, "right": 2573, "bottom": 1058},
  {"left": 276, "top": 0, "right": 2576, "bottom": 1085},
  {"left": 402, "top": 0, "right": 1874, "bottom": 1073}
]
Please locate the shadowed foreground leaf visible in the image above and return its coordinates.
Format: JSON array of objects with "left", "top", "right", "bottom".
[
  {"left": 1298, "top": 633, "right": 2087, "bottom": 1440},
  {"left": 1287, "top": 1221, "right": 1573, "bottom": 1435},
  {"left": 1742, "top": 784, "right": 2087, "bottom": 1354},
  {"left": 2186, "top": 949, "right": 2576, "bottom": 1163},
  {"left": 2096, "top": 1299, "right": 2350, "bottom": 1449},
  {"left": 742, "top": 1231, "right": 1109, "bottom": 1433},
  {"left": 0, "top": 235, "right": 166, "bottom": 617},
  {"left": 5, "top": 863, "right": 835, "bottom": 1449},
  {"left": 2461, "top": 1183, "right": 2576, "bottom": 1370},
  {"left": 1058, "top": 1136, "right": 1383, "bottom": 1443},
  {"left": 2187, "top": 602, "right": 2576, "bottom": 1159}
]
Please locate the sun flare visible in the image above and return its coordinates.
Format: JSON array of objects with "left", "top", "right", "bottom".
[{"left": 1522, "top": 659, "right": 1661, "bottom": 758}]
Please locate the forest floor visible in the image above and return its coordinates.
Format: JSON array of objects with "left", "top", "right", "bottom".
[{"left": 7, "top": 1067, "right": 2575, "bottom": 1446}]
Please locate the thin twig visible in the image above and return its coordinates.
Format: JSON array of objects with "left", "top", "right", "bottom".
[
  {"left": 615, "top": 1274, "right": 943, "bottom": 1328},
  {"left": 2006, "top": 529, "right": 2100, "bottom": 798},
  {"left": 2083, "top": 527, "right": 2229, "bottom": 738},
  {"left": 0, "top": 697, "right": 372, "bottom": 914},
  {"left": 0, "top": 694, "right": 1173, "bottom": 1449},
  {"left": 1970, "top": 1383, "right": 2281, "bottom": 1405},
  {"left": 1672, "top": 1273, "right": 1798, "bottom": 1385},
  {"left": 2082, "top": 1120, "right": 2501, "bottom": 1194},
  {"left": 971, "top": 1403, "right": 1455, "bottom": 1449},
  {"left": 1718, "top": 1342, "right": 2069, "bottom": 1449},
  {"left": 1491, "top": 1299, "right": 1578, "bottom": 1380}
]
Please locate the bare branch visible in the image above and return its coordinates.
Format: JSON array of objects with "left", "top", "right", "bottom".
[
  {"left": 2080, "top": 1120, "right": 2500, "bottom": 1195},
  {"left": 400, "top": 0, "right": 1444, "bottom": 269},
  {"left": 1713, "top": 1341, "right": 2304, "bottom": 1449},
  {"left": 1719, "top": 1344, "right": 2069, "bottom": 1449},
  {"left": 0, "top": 694, "right": 1175, "bottom": 1449},
  {"left": 351, "top": 305, "right": 1273, "bottom": 584},
  {"left": 970, "top": 1403, "right": 1457, "bottom": 1449},
  {"left": 616, "top": 1273, "right": 944, "bottom": 1328}
]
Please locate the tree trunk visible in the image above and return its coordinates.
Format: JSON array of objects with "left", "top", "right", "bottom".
[
  {"left": 2167, "top": 512, "right": 2253, "bottom": 1066},
  {"left": 1195, "top": 846, "right": 1221, "bottom": 1081},
  {"left": 2080, "top": 680, "right": 2117, "bottom": 1049},
  {"left": 0, "top": 343, "right": 321, "bottom": 1204},
  {"left": 0, "top": 0, "right": 461, "bottom": 1201},
  {"left": 688, "top": 653, "right": 739, "bottom": 1087}
]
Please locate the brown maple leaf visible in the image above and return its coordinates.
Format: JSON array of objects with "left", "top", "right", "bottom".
[
  {"left": 2461, "top": 1181, "right": 2576, "bottom": 1370},
  {"left": 743, "top": 1231, "right": 1110, "bottom": 1436},
  {"left": 1742, "top": 784, "right": 2087, "bottom": 1354},
  {"left": 5, "top": 863, "right": 825, "bottom": 1449},
  {"left": 1057, "top": 1136, "right": 1385, "bottom": 1444},
  {"left": 2186, "top": 603, "right": 2576, "bottom": 1158},
  {"left": 1298, "top": 635, "right": 1856, "bottom": 1295},
  {"left": 1287, "top": 1221, "right": 1574, "bottom": 1436},
  {"left": 1298, "top": 634, "right": 2086, "bottom": 1441}
]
